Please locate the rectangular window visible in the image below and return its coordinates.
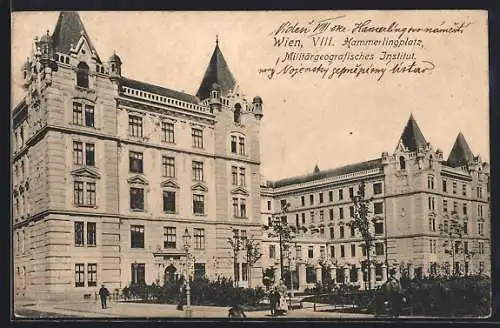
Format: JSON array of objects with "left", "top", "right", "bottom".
[
  {"left": 330, "top": 245, "right": 335, "bottom": 258},
  {"left": 87, "top": 263, "right": 97, "bottom": 287},
  {"left": 75, "top": 221, "right": 84, "bottom": 246},
  {"left": 74, "top": 181, "right": 84, "bottom": 205},
  {"left": 161, "top": 122, "right": 175, "bottom": 143},
  {"left": 231, "top": 136, "right": 237, "bottom": 153},
  {"left": 428, "top": 197, "right": 435, "bottom": 211},
  {"left": 443, "top": 199, "right": 448, "bottom": 212},
  {"left": 340, "top": 245, "right": 345, "bottom": 258},
  {"left": 73, "top": 141, "right": 83, "bottom": 165},
  {"left": 73, "top": 102, "right": 83, "bottom": 125},
  {"left": 192, "top": 161, "right": 204, "bottom": 181},
  {"left": 329, "top": 191, "right": 333, "bottom": 202},
  {"left": 428, "top": 217, "right": 436, "bottom": 232},
  {"left": 86, "top": 182, "right": 96, "bottom": 205},
  {"left": 131, "top": 263, "right": 145, "bottom": 285},
  {"left": 427, "top": 176, "right": 434, "bottom": 189},
  {"left": 373, "top": 182, "right": 382, "bottom": 195},
  {"left": 463, "top": 222, "right": 468, "bottom": 235},
  {"left": 309, "top": 194, "right": 314, "bottom": 205},
  {"left": 349, "top": 187, "right": 354, "bottom": 199},
  {"left": 241, "top": 263, "right": 248, "bottom": 281},
  {"left": 194, "top": 228, "right": 205, "bottom": 249},
  {"left": 267, "top": 200, "right": 271, "bottom": 211},
  {"left": 462, "top": 184, "right": 467, "bottom": 196},
  {"left": 231, "top": 166, "right": 238, "bottom": 185},
  {"left": 319, "top": 193, "right": 324, "bottom": 203},
  {"left": 296, "top": 246, "right": 302, "bottom": 259},
  {"left": 192, "top": 128, "right": 204, "bottom": 148},
  {"left": 162, "top": 156, "right": 175, "bottom": 178},
  {"left": 329, "top": 227, "right": 334, "bottom": 239},
  {"left": 87, "top": 222, "right": 96, "bottom": 246},
  {"left": 239, "top": 168, "right": 246, "bottom": 186},
  {"left": 301, "top": 213, "right": 306, "bottom": 224},
  {"left": 452, "top": 181, "right": 457, "bottom": 194},
  {"left": 195, "top": 263, "right": 206, "bottom": 280},
  {"left": 375, "top": 264, "right": 383, "bottom": 281},
  {"left": 478, "top": 205, "right": 483, "bottom": 217},
  {"left": 339, "top": 225, "right": 345, "bottom": 238},
  {"left": 233, "top": 198, "right": 239, "bottom": 217},
  {"left": 339, "top": 207, "right": 344, "bottom": 219},
  {"left": 130, "top": 225, "right": 145, "bottom": 248},
  {"left": 320, "top": 246, "right": 325, "bottom": 258},
  {"left": 130, "top": 187, "right": 144, "bottom": 210},
  {"left": 75, "top": 263, "right": 85, "bottom": 287},
  {"left": 350, "top": 226, "right": 355, "bottom": 237},
  {"left": 129, "top": 151, "right": 143, "bottom": 173},
  {"left": 308, "top": 246, "right": 314, "bottom": 258},
  {"left": 193, "top": 194, "right": 205, "bottom": 215},
  {"left": 128, "top": 115, "right": 143, "bottom": 137},
  {"left": 375, "top": 242, "right": 385, "bottom": 255},
  {"left": 350, "top": 244, "right": 356, "bottom": 257},
  {"left": 240, "top": 198, "right": 247, "bottom": 217},
  {"left": 163, "top": 191, "right": 176, "bottom": 212},
  {"left": 269, "top": 245, "right": 276, "bottom": 258},
  {"left": 310, "top": 211, "right": 315, "bottom": 222},
  {"left": 374, "top": 202, "right": 383, "bottom": 215},
  {"left": 329, "top": 208, "right": 334, "bottom": 221},
  {"left": 478, "top": 242, "right": 485, "bottom": 255},
  {"left": 442, "top": 180, "right": 447, "bottom": 192},
  {"left": 295, "top": 214, "right": 299, "bottom": 227},
  {"left": 478, "top": 222, "right": 484, "bottom": 236},
  {"left": 463, "top": 203, "right": 468, "bottom": 215},
  {"left": 164, "top": 227, "right": 176, "bottom": 249},
  {"left": 319, "top": 210, "right": 324, "bottom": 221},
  {"left": 349, "top": 206, "right": 354, "bottom": 218},
  {"left": 477, "top": 186, "right": 483, "bottom": 198},
  {"left": 339, "top": 189, "right": 344, "bottom": 201},
  {"left": 301, "top": 196, "right": 305, "bottom": 206},
  {"left": 238, "top": 137, "right": 245, "bottom": 155},
  {"left": 84, "top": 105, "right": 95, "bottom": 127},
  {"left": 85, "top": 143, "right": 95, "bottom": 166},
  {"left": 374, "top": 221, "right": 384, "bottom": 235}
]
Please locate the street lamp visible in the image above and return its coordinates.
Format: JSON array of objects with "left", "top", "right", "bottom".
[{"left": 182, "top": 227, "right": 192, "bottom": 318}]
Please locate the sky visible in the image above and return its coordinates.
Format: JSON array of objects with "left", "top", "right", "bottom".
[{"left": 11, "top": 11, "right": 489, "bottom": 181}]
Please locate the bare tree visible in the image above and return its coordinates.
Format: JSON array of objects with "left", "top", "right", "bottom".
[
  {"left": 348, "top": 181, "right": 375, "bottom": 289},
  {"left": 245, "top": 236, "right": 263, "bottom": 288}
]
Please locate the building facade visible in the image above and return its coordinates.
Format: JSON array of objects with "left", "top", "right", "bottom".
[
  {"left": 260, "top": 115, "right": 490, "bottom": 291},
  {"left": 12, "top": 11, "right": 264, "bottom": 300}
]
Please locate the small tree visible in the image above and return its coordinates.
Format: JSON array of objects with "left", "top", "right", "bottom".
[
  {"left": 439, "top": 211, "right": 475, "bottom": 277},
  {"left": 263, "top": 202, "right": 296, "bottom": 281},
  {"left": 348, "top": 181, "right": 375, "bottom": 289},
  {"left": 227, "top": 229, "right": 242, "bottom": 286}
]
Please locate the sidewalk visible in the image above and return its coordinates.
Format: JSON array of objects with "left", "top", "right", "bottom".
[{"left": 16, "top": 300, "right": 375, "bottom": 319}]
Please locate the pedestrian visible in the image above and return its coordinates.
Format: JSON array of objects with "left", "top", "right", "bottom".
[
  {"left": 269, "top": 287, "right": 279, "bottom": 316},
  {"left": 176, "top": 277, "right": 186, "bottom": 311},
  {"left": 98, "top": 284, "right": 110, "bottom": 309},
  {"left": 385, "top": 269, "right": 403, "bottom": 318},
  {"left": 228, "top": 301, "right": 247, "bottom": 319}
]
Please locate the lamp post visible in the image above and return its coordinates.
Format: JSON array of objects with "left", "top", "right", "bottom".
[{"left": 183, "top": 227, "right": 192, "bottom": 318}]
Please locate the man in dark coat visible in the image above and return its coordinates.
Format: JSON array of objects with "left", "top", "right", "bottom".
[
  {"left": 269, "top": 288, "right": 280, "bottom": 316},
  {"left": 98, "top": 284, "right": 110, "bottom": 309}
]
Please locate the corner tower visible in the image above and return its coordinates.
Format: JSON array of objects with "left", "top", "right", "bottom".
[{"left": 197, "top": 38, "right": 264, "bottom": 286}]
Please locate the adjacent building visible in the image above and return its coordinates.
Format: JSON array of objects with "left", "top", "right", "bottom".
[
  {"left": 260, "top": 115, "right": 490, "bottom": 291},
  {"left": 12, "top": 11, "right": 264, "bottom": 300}
]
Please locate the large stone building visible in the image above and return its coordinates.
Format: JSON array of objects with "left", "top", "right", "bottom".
[
  {"left": 12, "top": 11, "right": 264, "bottom": 300},
  {"left": 260, "top": 115, "right": 490, "bottom": 291}
]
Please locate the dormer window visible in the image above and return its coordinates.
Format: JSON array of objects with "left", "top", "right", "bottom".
[
  {"left": 76, "top": 62, "right": 89, "bottom": 88},
  {"left": 399, "top": 156, "right": 406, "bottom": 170},
  {"left": 234, "top": 104, "right": 242, "bottom": 124}
]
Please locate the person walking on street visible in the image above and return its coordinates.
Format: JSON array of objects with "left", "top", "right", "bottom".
[
  {"left": 269, "top": 287, "right": 279, "bottom": 316},
  {"left": 98, "top": 284, "right": 110, "bottom": 309}
]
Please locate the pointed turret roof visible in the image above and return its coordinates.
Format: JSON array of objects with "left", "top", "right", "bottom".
[
  {"left": 51, "top": 11, "right": 101, "bottom": 63},
  {"left": 196, "top": 39, "right": 236, "bottom": 100},
  {"left": 313, "top": 164, "right": 320, "bottom": 174},
  {"left": 398, "top": 114, "right": 427, "bottom": 152},
  {"left": 447, "top": 132, "right": 475, "bottom": 167}
]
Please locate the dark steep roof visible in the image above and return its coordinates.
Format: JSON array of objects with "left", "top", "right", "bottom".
[
  {"left": 269, "top": 159, "right": 383, "bottom": 188},
  {"left": 196, "top": 43, "right": 236, "bottom": 100},
  {"left": 51, "top": 11, "right": 102, "bottom": 63},
  {"left": 120, "top": 77, "right": 200, "bottom": 104},
  {"left": 398, "top": 114, "right": 427, "bottom": 151},
  {"left": 447, "top": 132, "right": 475, "bottom": 167}
]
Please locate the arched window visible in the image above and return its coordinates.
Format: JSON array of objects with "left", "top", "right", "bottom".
[
  {"left": 429, "top": 155, "right": 433, "bottom": 168},
  {"left": 234, "top": 104, "right": 241, "bottom": 124},
  {"left": 76, "top": 62, "right": 89, "bottom": 88},
  {"left": 399, "top": 156, "right": 406, "bottom": 170}
]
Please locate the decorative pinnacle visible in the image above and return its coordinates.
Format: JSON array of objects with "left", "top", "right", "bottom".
[{"left": 216, "top": 34, "right": 219, "bottom": 46}]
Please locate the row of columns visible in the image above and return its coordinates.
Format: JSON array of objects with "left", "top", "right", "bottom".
[{"left": 290, "top": 263, "right": 389, "bottom": 290}]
